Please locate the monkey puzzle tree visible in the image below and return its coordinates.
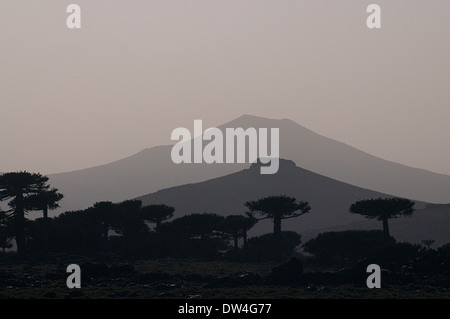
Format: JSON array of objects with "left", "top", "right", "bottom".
[
  {"left": 245, "top": 195, "right": 311, "bottom": 239},
  {"left": 350, "top": 197, "right": 415, "bottom": 239},
  {"left": 0, "top": 210, "right": 12, "bottom": 252},
  {"left": 26, "top": 187, "right": 63, "bottom": 220},
  {"left": 171, "top": 213, "right": 224, "bottom": 240},
  {"left": 222, "top": 214, "right": 258, "bottom": 249},
  {"left": 0, "top": 171, "right": 52, "bottom": 254},
  {"left": 421, "top": 239, "right": 435, "bottom": 250},
  {"left": 167, "top": 213, "right": 226, "bottom": 258},
  {"left": 25, "top": 185, "right": 63, "bottom": 252},
  {"left": 112, "top": 200, "right": 148, "bottom": 243},
  {"left": 88, "top": 201, "right": 118, "bottom": 243},
  {"left": 141, "top": 204, "right": 175, "bottom": 232}
]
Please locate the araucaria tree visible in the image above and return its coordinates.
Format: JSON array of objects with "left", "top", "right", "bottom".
[
  {"left": 26, "top": 186, "right": 63, "bottom": 220},
  {"left": 222, "top": 214, "right": 258, "bottom": 249},
  {"left": 90, "top": 201, "right": 117, "bottom": 241},
  {"left": 25, "top": 183, "right": 63, "bottom": 252},
  {"left": 0, "top": 210, "right": 12, "bottom": 252},
  {"left": 0, "top": 171, "right": 62, "bottom": 254},
  {"left": 350, "top": 197, "right": 415, "bottom": 239},
  {"left": 245, "top": 195, "right": 311, "bottom": 238},
  {"left": 141, "top": 204, "right": 175, "bottom": 232}
]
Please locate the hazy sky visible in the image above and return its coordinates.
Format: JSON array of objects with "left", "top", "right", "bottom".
[{"left": 1, "top": 1, "right": 449, "bottom": 175}]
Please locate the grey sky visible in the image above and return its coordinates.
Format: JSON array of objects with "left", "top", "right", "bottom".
[{"left": 1, "top": 1, "right": 449, "bottom": 175}]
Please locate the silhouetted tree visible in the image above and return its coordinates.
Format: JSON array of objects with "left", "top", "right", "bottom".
[
  {"left": 247, "top": 231, "right": 302, "bottom": 262},
  {"left": 25, "top": 186, "right": 63, "bottom": 251},
  {"left": 421, "top": 239, "right": 435, "bottom": 250},
  {"left": 0, "top": 210, "right": 12, "bottom": 252},
  {"left": 172, "top": 213, "right": 224, "bottom": 240},
  {"left": 0, "top": 172, "right": 49, "bottom": 254},
  {"left": 162, "top": 213, "right": 226, "bottom": 258},
  {"left": 26, "top": 187, "right": 63, "bottom": 219},
  {"left": 303, "top": 230, "right": 395, "bottom": 266},
  {"left": 110, "top": 200, "right": 149, "bottom": 252},
  {"left": 245, "top": 195, "right": 310, "bottom": 238},
  {"left": 50, "top": 209, "right": 105, "bottom": 254},
  {"left": 350, "top": 197, "right": 415, "bottom": 239},
  {"left": 222, "top": 214, "right": 258, "bottom": 249},
  {"left": 141, "top": 204, "right": 175, "bottom": 232},
  {"left": 91, "top": 201, "right": 117, "bottom": 240}
]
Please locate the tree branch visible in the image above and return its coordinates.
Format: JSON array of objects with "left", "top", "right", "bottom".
[{"left": 282, "top": 213, "right": 308, "bottom": 220}]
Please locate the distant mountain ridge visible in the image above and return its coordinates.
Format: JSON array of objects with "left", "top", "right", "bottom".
[
  {"left": 48, "top": 146, "right": 247, "bottom": 213},
  {"left": 223, "top": 115, "right": 450, "bottom": 203},
  {"left": 48, "top": 115, "right": 450, "bottom": 213}
]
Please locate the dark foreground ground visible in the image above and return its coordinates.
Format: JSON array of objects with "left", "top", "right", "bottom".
[{"left": 0, "top": 255, "right": 449, "bottom": 299}]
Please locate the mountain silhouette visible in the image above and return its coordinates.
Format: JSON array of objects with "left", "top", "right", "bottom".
[
  {"left": 134, "top": 158, "right": 450, "bottom": 246},
  {"left": 48, "top": 146, "right": 247, "bottom": 213},
  {"left": 223, "top": 115, "right": 450, "bottom": 203},
  {"left": 49, "top": 115, "right": 450, "bottom": 213},
  {"left": 137, "top": 160, "right": 432, "bottom": 233}
]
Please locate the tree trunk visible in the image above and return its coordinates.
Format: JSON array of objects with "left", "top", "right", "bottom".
[
  {"left": 43, "top": 205, "right": 49, "bottom": 253},
  {"left": 273, "top": 215, "right": 283, "bottom": 262},
  {"left": 103, "top": 223, "right": 109, "bottom": 240},
  {"left": 242, "top": 231, "right": 248, "bottom": 249},
  {"left": 15, "top": 208, "right": 26, "bottom": 255},
  {"left": 273, "top": 216, "right": 282, "bottom": 238},
  {"left": 382, "top": 216, "right": 390, "bottom": 239},
  {"left": 233, "top": 235, "right": 239, "bottom": 249},
  {"left": 156, "top": 220, "right": 161, "bottom": 233},
  {"left": 43, "top": 205, "right": 48, "bottom": 219}
]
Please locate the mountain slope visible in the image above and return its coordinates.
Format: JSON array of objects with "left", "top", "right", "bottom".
[
  {"left": 223, "top": 115, "right": 450, "bottom": 203},
  {"left": 49, "top": 114, "right": 450, "bottom": 213},
  {"left": 48, "top": 146, "right": 247, "bottom": 212},
  {"left": 136, "top": 159, "right": 450, "bottom": 245},
  {"left": 136, "top": 159, "right": 434, "bottom": 238}
]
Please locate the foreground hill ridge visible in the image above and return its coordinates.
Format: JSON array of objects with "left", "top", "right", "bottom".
[{"left": 135, "top": 158, "right": 450, "bottom": 246}]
